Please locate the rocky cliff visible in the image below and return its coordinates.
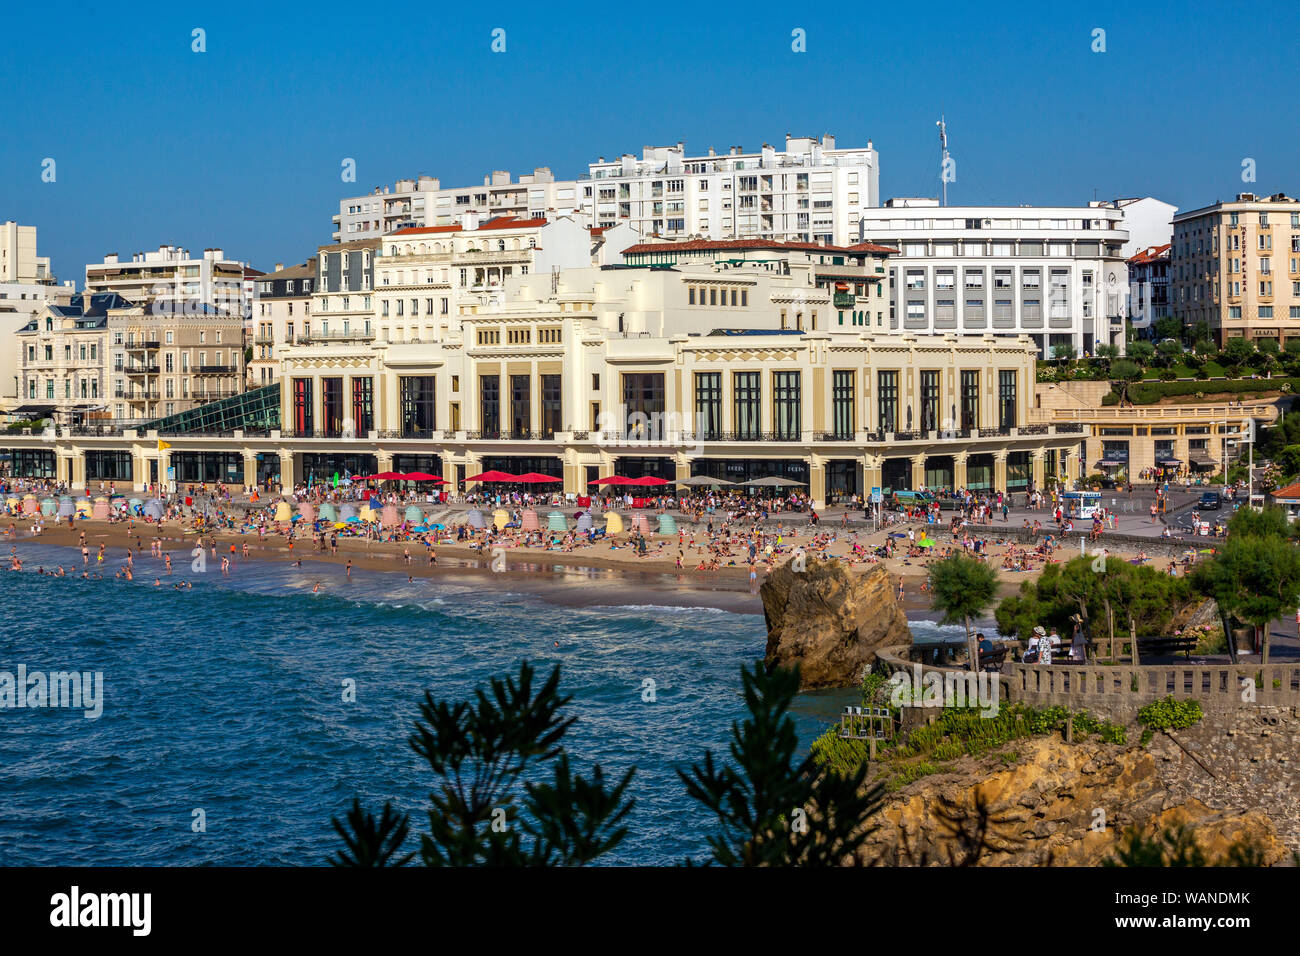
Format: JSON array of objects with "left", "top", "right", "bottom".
[
  {"left": 761, "top": 558, "right": 911, "bottom": 690},
  {"left": 856, "top": 735, "right": 1288, "bottom": 866}
]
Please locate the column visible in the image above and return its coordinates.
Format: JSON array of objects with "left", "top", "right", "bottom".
[
  {"left": 278, "top": 450, "right": 295, "bottom": 491},
  {"left": 809, "top": 456, "right": 826, "bottom": 510},
  {"left": 993, "top": 450, "right": 1008, "bottom": 492},
  {"left": 1031, "top": 449, "right": 1046, "bottom": 491},
  {"left": 442, "top": 456, "right": 459, "bottom": 497},
  {"left": 953, "top": 452, "right": 969, "bottom": 490},
  {"left": 71, "top": 450, "right": 86, "bottom": 490},
  {"left": 910, "top": 454, "right": 926, "bottom": 491},
  {"left": 863, "top": 454, "right": 882, "bottom": 495},
  {"left": 243, "top": 452, "right": 258, "bottom": 490},
  {"left": 1064, "top": 444, "right": 1081, "bottom": 486}
]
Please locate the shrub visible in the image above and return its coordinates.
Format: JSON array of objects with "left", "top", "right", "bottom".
[
  {"left": 1136, "top": 696, "right": 1203, "bottom": 731},
  {"left": 809, "top": 726, "right": 873, "bottom": 776}
]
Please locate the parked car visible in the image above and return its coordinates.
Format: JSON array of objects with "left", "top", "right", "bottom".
[{"left": 1199, "top": 491, "right": 1223, "bottom": 510}]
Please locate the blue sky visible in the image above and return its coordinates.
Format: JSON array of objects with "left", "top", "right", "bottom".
[{"left": 2, "top": 0, "right": 1295, "bottom": 279}]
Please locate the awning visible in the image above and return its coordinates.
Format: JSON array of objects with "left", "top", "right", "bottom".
[
  {"left": 1157, "top": 458, "right": 1182, "bottom": 466},
  {"left": 9, "top": 405, "right": 56, "bottom": 416},
  {"left": 1097, "top": 459, "right": 1123, "bottom": 467}
]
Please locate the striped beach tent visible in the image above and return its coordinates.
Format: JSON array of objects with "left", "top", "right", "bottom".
[
  {"left": 604, "top": 512, "right": 624, "bottom": 534},
  {"left": 546, "top": 511, "right": 567, "bottom": 532},
  {"left": 657, "top": 514, "right": 677, "bottom": 534}
]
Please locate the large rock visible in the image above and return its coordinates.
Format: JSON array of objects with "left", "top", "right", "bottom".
[
  {"left": 856, "top": 737, "right": 1287, "bottom": 866},
  {"left": 761, "top": 558, "right": 911, "bottom": 689}
]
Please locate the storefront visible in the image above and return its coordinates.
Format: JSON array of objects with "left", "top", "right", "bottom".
[
  {"left": 85, "top": 450, "right": 134, "bottom": 482},
  {"left": 172, "top": 451, "right": 243, "bottom": 485},
  {"left": 300, "top": 453, "right": 377, "bottom": 484},
  {"left": 6, "top": 448, "right": 56, "bottom": 479}
]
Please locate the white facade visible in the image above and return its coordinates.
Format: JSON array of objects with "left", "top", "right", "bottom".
[
  {"left": 84, "top": 245, "right": 250, "bottom": 317},
  {"left": 0, "top": 281, "right": 76, "bottom": 410},
  {"left": 860, "top": 199, "right": 1130, "bottom": 356},
  {"left": 1095, "top": 197, "right": 1177, "bottom": 258},
  {"left": 0, "top": 221, "right": 52, "bottom": 284},
  {"left": 330, "top": 134, "right": 878, "bottom": 247}
]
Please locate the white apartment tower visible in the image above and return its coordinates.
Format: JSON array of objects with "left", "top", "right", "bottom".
[{"left": 330, "top": 134, "right": 878, "bottom": 247}]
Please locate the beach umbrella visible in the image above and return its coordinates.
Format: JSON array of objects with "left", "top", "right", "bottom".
[
  {"left": 521, "top": 509, "right": 540, "bottom": 531},
  {"left": 657, "top": 514, "right": 678, "bottom": 534},
  {"left": 318, "top": 503, "right": 337, "bottom": 522},
  {"left": 492, "top": 509, "right": 509, "bottom": 530},
  {"left": 465, "top": 471, "right": 517, "bottom": 483},
  {"left": 675, "top": 475, "right": 735, "bottom": 487},
  {"left": 547, "top": 511, "right": 568, "bottom": 532},
  {"left": 576, "top": 511, "right": 593, "bottom": 533},
  {"left": 516, "top": 472, "right": 561, "bottom": 484},
  {"left": 466, "top": 509, "right": 485, "bottom": 529},
  {"left": 403, "top": 472, "right": 444, "bottom": 483},
  {"left": 918, "top": 539, "right": 936, "bottom": 548},
  {"left": 604, "top": 512, "right": 624, "bottom": 534},
  {"left": 334, "top": 522, "right": 346, "bottom": 529},
  {"left": 744, "top": 476, "right": 807, "bottom": 487},
  {"left": 588, "top": 476, "right": 630, "bottom": 486},
  {"left": 345, "top": 516, "right": 361, "bottom": 524},
  {"left": 369, "top": 471, "right": 404, "bottom": 481},
  {"left": 380, "top": 504, "right": 399, "bottom": 528}
]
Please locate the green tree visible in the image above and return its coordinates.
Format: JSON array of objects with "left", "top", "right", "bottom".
[
  {"left": 680, "top": 663, "right": 885, "bottom": 865},
  {"left": 1051, "top": 342, "right": 1075, "bottom": 366},
  {"left": 1156, "top": 338, "right": 1184, "bottom": 367},
  {"left": 1153, "top": 316, "right": 1183, "bottom": 343},
  {"left": 1110, "top": 358, "right": 1143, "bottom": 404},
  {"left": 1191, "top": 517, "right": 1300, "bottom": 664},
  {"left": 1190, "top": 320, "right": 1211, "bottom": 347},
  {"left": 330, "top": 662, "right": 635, "bottom": 866},
  {"left": 1127, "top": 340, "right": 1155, "bottom": 368},
  {"left": 1223, "top": 336, "right": 1255, "bottom": 366},
  {"left": 927, "top": 553, "right": 1000, "bottom": 669}
]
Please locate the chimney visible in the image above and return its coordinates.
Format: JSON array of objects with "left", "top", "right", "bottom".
[{"left": 274, "top": 263, "right": 284, "bottom": 272}]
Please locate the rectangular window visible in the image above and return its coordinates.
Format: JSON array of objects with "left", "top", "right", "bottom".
[
  {"left": 920, "top": 370, "right": 940, "bottom": 432},
  {"left": 733, "top": 371, "right": 761, "bottom": 441},
  {"left": 831, "top": 370, "right": 855, "bottom": 439},
  {"left": 622, "top": 372, "right": 666, "bottom": 440},
  {"left": 292, "top": 378, "right": 313, "bottom": 434},
  {"left": 322, "top": 377, "right": 344, "bottom": 437},
  {"left": 694, "top": 371, "right": 722, "bottom": 440},
  {"left": 510, "top": 374, "right": 531, "bottom": 438},
  {"left": 400, "top": 376, "right": 436, "bottom": 438},
  {"left": 998, "top": 370, "right": 1017, "bottom": 429},
  {"left": 479, "top": 375, "right": 500, "bottom": 437},
  {"left": 541, "top": 374, "right": 561, "bottom": 439},
  {"left": 352, "top": 376, "right": 374, "bottom": 434},
  {"left": 878, "top": 370, "right": 898, "bottom": 433},
  {"left": 960, "top": 370, "right": 980, "bottom": 431},
  {"left": 772, "top": 371, "right": 801, "bottom": 441}
]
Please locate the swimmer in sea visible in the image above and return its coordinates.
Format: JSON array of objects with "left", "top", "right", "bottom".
[
  {"left": 154, "top": 578, "right": 161, "bottom": 586},
  {"left": 312, "top": 581, "right": 321, "bottom": 593}
]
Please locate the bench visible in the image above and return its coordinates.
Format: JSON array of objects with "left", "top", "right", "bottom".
[
  {"left": 976, "top": 645, "right": 1008, "bottom": 670},
  {"left": 1137, "top": 635, "right": 1198, "bottom": 660}
]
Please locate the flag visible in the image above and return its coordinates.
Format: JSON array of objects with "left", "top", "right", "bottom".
[{"left": 157, "top": 440, "right": 171, "bottom": 451}]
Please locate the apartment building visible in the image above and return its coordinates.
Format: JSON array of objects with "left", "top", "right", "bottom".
[
  {"left": 333, "top": 169, "right": 577, "bottom": 241},
  {"left": 1093, "top": 197, "right": 1176, "bottom": 258},
  {"left": 105, "top": 304, "right": 246, "bottom": 423},
  {"left": 859, "top": 199, "right": 1130, "bottom": 357},
  {"left": 1170, "top": 193, "right": 1300, "bottom": 345},
  {"left": 1127, "top": 244, "right": 1171, "bottom": 332},
  {"left": 0, "top": 221, "right": 52, "bottom": 284},
  {"left": 249, "top": 262, "right": 314, "bottom": 387},
  {"left": 84, "top": 245, "right": 251, "bottom": 318},
  {"left": 330, "top": 134, "right": 878, "bottom": 246},
  {"left": 15, "top": 293, "right": 133, "bottom": 423},
  {"left": 0, "top": 280, "right": 77, "bottom": 411}
]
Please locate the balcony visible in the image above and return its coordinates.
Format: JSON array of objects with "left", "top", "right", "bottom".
[
  {"left": 124, "top": 363, "right": 160, "bottom": 375},
  {"left": 194, "top": 365, "right": 238, "bottom": 375},
  {"left": 294, "top": 330, "right": 376, "bottom": 345},
  {"left": 124, "top": 339, "right": 160, "bottom": 350}
]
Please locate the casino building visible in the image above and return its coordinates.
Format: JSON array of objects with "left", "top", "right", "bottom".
[{"left": 9, "top": 239, "right": 1086, "bottom": 504}]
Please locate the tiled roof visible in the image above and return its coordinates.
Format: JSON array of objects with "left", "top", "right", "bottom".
[
  {"left": 1269, "top": 481, "right": 1300, "bottom": 501},
  {"left": 1127, "top": 244, "right": 1171, "bottom": 265},
  {"left": 388, "top": 215, "right": 549, "bottom": 238}
]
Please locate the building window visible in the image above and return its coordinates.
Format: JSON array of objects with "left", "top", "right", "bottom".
[
  {"left": 831, "top": 370, "right": 855, "bottom": 440},
  {"left": 622, "top": 372, "right": 665, "bottom": 440},
  {"left": 733, "top": 371, "right": 761, "bottom": 441},
  {"left": 772, "top": 371, "right": 801, "bottom": 441},
  {"left": 399, "top": 376, "right": 437, "bottom": 437},
  {"left": 352, "top": 377, "right": 374, "bottom": 434},
  {"left": 322, "top": 377, "right": 344, "bottom": 437},
  {"left": 998, "top": 370, "right": 1017, "bottom": 429},
  {"left": 480, "top": 375, "right": 500, "bottom": 436},
  {"left": 694, "top": 371, "right": 722, "bottom": 441},
  {"left": 920, "top": 370, "right": 940, "bottom": 432},
  {"left": 960, "top": 370, "right": 980, "bottom": 431},
  {"left": 541, "top": 374, "right": 561, "bottom": 439},
  {"left": 877, "top": 370, "right": 898, "bottom": 433},
  {"left": 292, "top": 378, "right": 313, "bottom": 434},
  {"left": 510, "top": 374, "right": 531, "bottom": 438}
]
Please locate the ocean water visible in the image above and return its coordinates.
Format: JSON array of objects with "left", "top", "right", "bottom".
[{"left": 0, "top": 543, "right": 961, "bottom": 866}]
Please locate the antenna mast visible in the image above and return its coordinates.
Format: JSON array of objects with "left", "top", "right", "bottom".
[{"left": 937, "top": 114, "right": 949, "bottom": 207}]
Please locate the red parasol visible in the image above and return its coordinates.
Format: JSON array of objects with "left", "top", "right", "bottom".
[
  {"left": 402, "top": 472, "right": 445, "bottom": 482},
  {"left": 625, "top": 476, "right": 670, "bottom": 486},
  {"left": 515, "top": 473, "right": 562, "bottom": 483},
  {"left": 589, "top": 476, "right": 630, "bottom": 485},
  {"left": 464, "top": 470, "right": 518, "bottom": 483}
]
